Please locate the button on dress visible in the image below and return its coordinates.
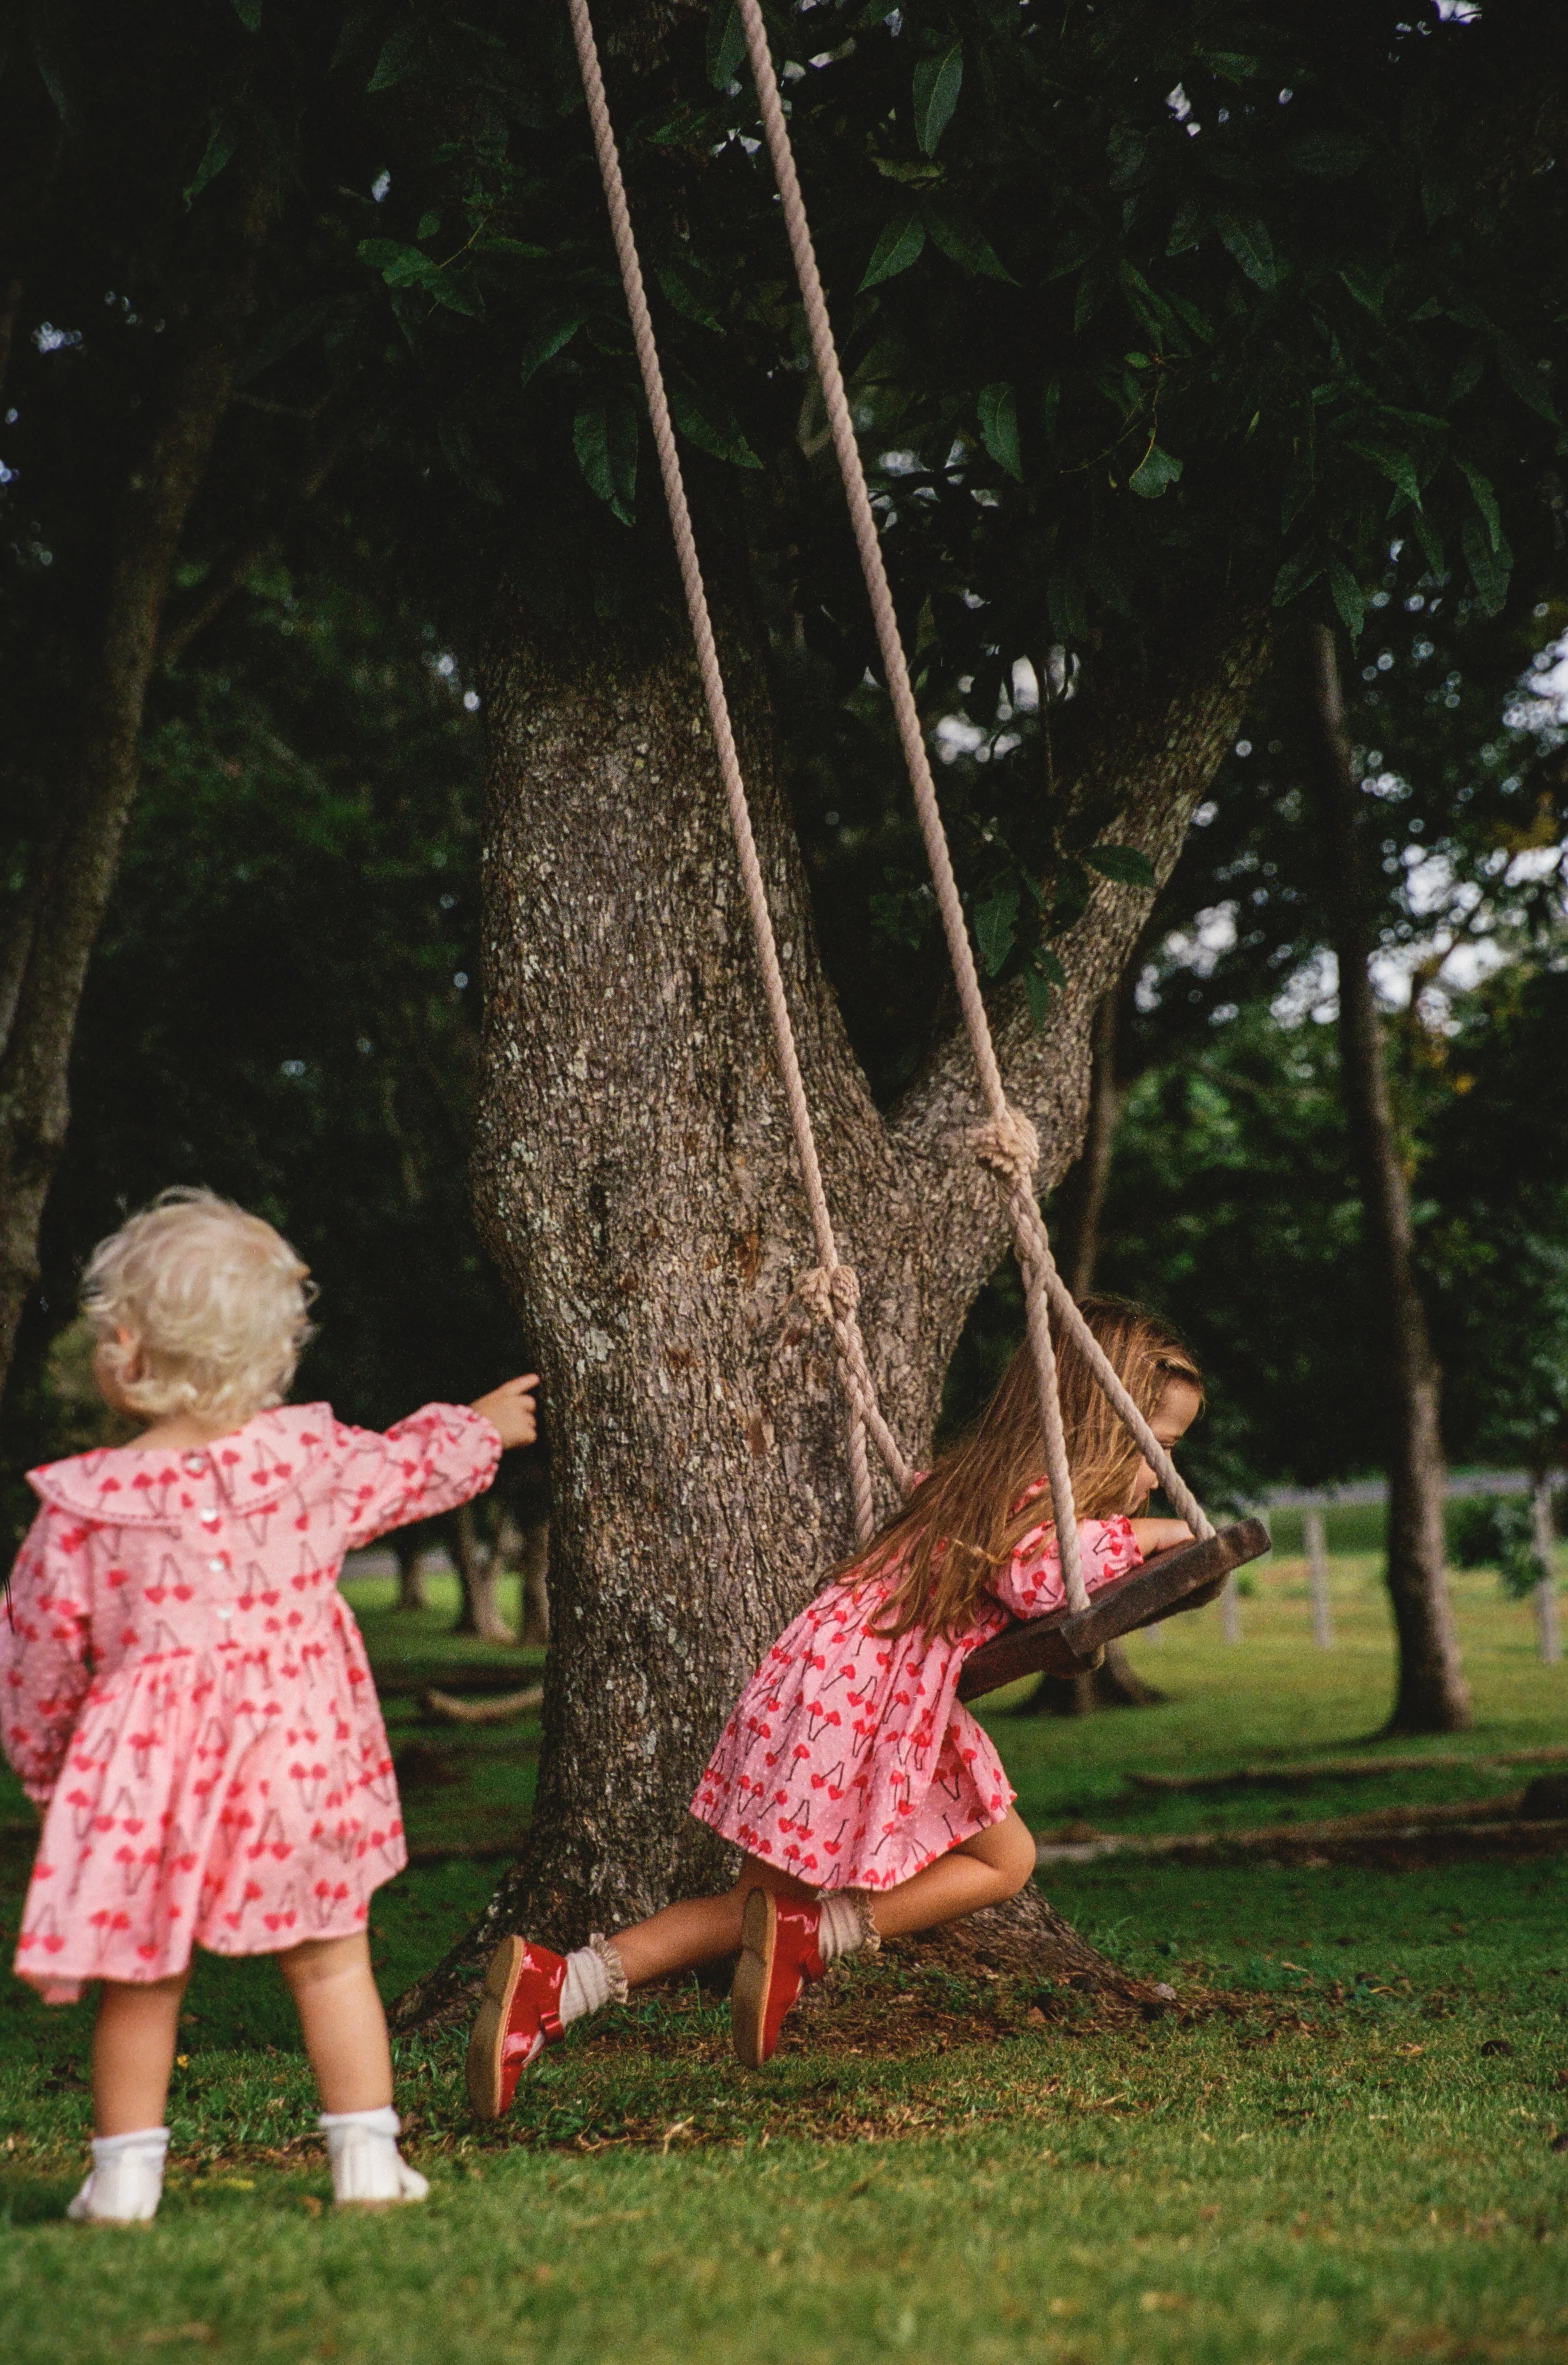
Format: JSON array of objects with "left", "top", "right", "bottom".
[
  {"left": 691, "top": 1513, "right": 1141, "bottom": 1891},
  {"left": 1, "top": 1401, "right": 501, "bottom": 1998}
]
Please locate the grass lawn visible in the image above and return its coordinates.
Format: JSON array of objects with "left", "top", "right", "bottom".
[{"left": 5, "top": 1538, "right": 1568, "bottom": 2363}]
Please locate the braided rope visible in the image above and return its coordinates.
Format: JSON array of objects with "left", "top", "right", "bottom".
[
  {"left": 733, "top": 0, "right": 1215, "bottom": 1576},
  {"left": 566, "top": 0, "right": 908, "bottom": 1544}
]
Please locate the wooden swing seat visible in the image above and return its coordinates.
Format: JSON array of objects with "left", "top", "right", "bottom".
[{"left": 955, "top": 1517, "right": 1271, "bottom": 1702}]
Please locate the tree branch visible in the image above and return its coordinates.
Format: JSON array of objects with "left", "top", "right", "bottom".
[{"left": 882, "top": 606, "right": 1271, "bottom": 1364}]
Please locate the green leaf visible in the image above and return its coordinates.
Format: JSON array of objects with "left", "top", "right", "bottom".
[
  {"left": 1328, "top": 559, "right": 1366, "bottom": 640},
  {"left": 1022, "top": 965, "right": 1056, "bottom": 1029},
  {"left": 974, "top": 881, "right": 1019, "bottom": 976},
  {"left": 1047, "top": 569, "right": 1089, "bottom": 643},
  {"left": 1166, "top": 197, "right": 1205, "bottom": 256},
  {"left": 1462, "top": 515, "right": 1512, "bottom": 617},
  {"left": 520, "top": 313, "right": 589, "bottom": 388},
  {"left": 184, "top": 116, "right": 236, "bottom": 210},
  {"left": 1083, "top": 844, "right": 1156, "bottom": 889},
  {"left": 1129, "top": 445, "right": 1183, "bottom": 499},
  {"left": 666, "top": 372, "right": 762, "bottom": 469},
  {"left": 1198, "top": 49, "right": 1262, "bottom": 82},
  {"left": 912, "top": 42, "right": 963, "bottom": 157},
  {"left": 1035, "top": 945, "right": 1068, "bottom": 989},
  {"left": 1213, "top": 212, "right": 1275, "bottom": 291},
  {"left": 1458, "top": 460, "right": 1502, "bottom": 552},
  {"left": 706, "top": 0, "right": 747, "bottom": 89},
  {"left": 1494, "top": 342, "right": 1561, "bottom": 427},
  {"left": 1413, "top": 510, "right": 1445, "bottom": 577},
  {"left": 368, "top": 23, "right": 423, "bottom": 92},
  {"left": 416, "top": 210, "right": 442, "bottom": 242},
  {"left": 1344, "top": 438, "right": 1422, "bottom": 509},
  {"left": 232, "top": 0, "right": 263, "bottom": 28},
  {"left": 237, "top": 294, "right": 343, "bottom": 388},
  {"left": 1288, "top": 131, "right": 1372, "bottom": 178},
  {"left": 1445, "top": 350, "right": 1485, "bottom": 411},
  {"left": 657, "top": 258, "right": 724, "bottom": 332},
  {"left": 926, "top": 208, "right": 1015, "bottom": 283},
  {"left": 859, "top": 209, "right": 926, "bottom": 291},
  {"left": 1339, "top": 262, "right": 1387, "bottom": 320},
  {"left": 427, "top": 269, "right": 485, "bottom": 319},
  {"left": 574, "top": 395, "right": 639, "bottom": 525},
  {"left": 438, "top": 416, "right": 503, "bottom": 506},
  {"left": 1272, "top": 548, "right": 1325, "bottom": 607},
  {"left": 977, "top": 383, "right": 1021, "bottom": 480},
  {"left": 1279, "top": 446, "right": 1315, "bottom": 535}
]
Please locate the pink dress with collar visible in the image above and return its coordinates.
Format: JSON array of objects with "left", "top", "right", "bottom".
[
  {"left": 0, "top": 1400, "right": 500, "bottom": 1998},
  {"left": 691, "top": 1511, "right": 1141, "bottom": 1892}
]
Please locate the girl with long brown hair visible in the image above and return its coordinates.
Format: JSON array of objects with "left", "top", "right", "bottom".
[{"left": 467, "top": 1296, "right": 1202, "bottom": 2114}]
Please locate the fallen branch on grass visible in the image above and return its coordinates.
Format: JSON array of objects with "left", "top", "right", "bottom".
[
  {"left": 422, "top": 1683, "right": 543, "bottom": 1725},
  {"left": 1125, "top": 1744, "right": 1568, "bottom": 1797},
  {"left": 1035, "top": 1794, "right": 1568, "bottom": 1869}
]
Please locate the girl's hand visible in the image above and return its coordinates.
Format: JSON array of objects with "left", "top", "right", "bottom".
[
  {"left": 472, "top": 1375, "right": 540, "bottom": 1451},
  {"left": 1129, "top": 1516, "right": 1195, "bottom": 1557}
]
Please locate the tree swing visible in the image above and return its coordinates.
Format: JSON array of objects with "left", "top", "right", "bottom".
[{"left": 567, "top": 0, "right": 1269, "bottom": 1698}]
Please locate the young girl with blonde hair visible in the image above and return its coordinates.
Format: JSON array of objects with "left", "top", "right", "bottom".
[
  {"left": 467, "top": 1295, "right": 1201, "bottom": 2114},
  {"left": 1, "top": 1188, "right": 539, "bottom": 2221}
]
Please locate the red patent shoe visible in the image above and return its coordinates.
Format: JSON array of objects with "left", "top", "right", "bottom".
[
  {"left": 731, "top": 1888, "right": 825, "bottom": 2069},
  {"left": 466, "top": 1934, "right": 568, "bottom": 2118}
]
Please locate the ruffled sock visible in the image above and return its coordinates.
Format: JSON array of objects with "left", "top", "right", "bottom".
[
  {"left": 319, "top": 2106, "right": 428, "bottom": 2207},
  {"left": 559, "top": 1933, "right": 629, "bottom": 2027},
  {"left": 67, "top": 2126, "right": 170, "bottom": 2225},
  {"left": 817, "top": 1891, "right": 880, "bottom": 1967}
]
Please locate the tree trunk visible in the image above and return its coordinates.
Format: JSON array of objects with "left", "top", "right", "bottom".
[
  {"left": 449, "top": 1504, "right": 520, "bottom": 1645},
  {"left": 1017, "top": 1638, "right": 1166, "bottom": 1718},
  {"left": 1305, "top": 622, "right": 1470, "bottom": 1734},
  {"left": 1049, "top": 984, "right": 1123, "bottom": 1299},
  {"left": 392, "top": 1532, "right": 433, "bottom": 1615},
  {"left": 1533, "top": 1477, "right": 1561, "bottom": 1667},
  {"left": 0, "top": 153, "right": 276, "bottom": 1399},
  {"left": 392, "top": 597, "right": 1269, "bottom": 2025},
  {"left": 519, "top": 1520, "right": 551, "bottom": 1647}
]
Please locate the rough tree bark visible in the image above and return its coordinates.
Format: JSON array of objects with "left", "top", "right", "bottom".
[
  {"left": 0, "top": 151, "right": 277, "bottom": 1398},
  {"left": 1305, "top": 622, "right": 1470, "bottom": 1733},
  {"left": 391, "top": 594, "right": 1268, "bottom": 2024},
  {"left": 519, "top": 1519, "right": 551, "bottom": 1647}
]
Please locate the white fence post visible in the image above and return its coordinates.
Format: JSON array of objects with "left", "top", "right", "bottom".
[
  {"left": 1305, "top": 1506, "right": 1333, "bottom": 1649},
  {"left": 1534, "top": 1479, "right": 1561, "bottom": 1667},
  {"left": 1220, "top": 1571, "right": 1241, "bottom": 1644}
]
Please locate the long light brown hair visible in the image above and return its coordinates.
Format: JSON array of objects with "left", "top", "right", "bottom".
[{"left": 840, "top": 1296, "right": 1203, "bottom": 1642}]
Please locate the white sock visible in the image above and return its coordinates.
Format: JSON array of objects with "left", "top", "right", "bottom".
[
  {"left": 559, "top": 1933, "right": 629, "bottom": 2027},
  {"left": 817, "top": 1891, "right": 879, "bottom": 1966},
  {"left": 68, "top": 2126, "right": 170, "bottom": 2224},
  {"left": 318, "top": 2105, "right": 428, "bottom": 2206}
]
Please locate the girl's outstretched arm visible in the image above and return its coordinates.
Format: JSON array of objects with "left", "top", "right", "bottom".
[
  {"left": 993, "top": 1513, "right": 1144, "bottom": 1620},
  {"left": 0, "top": 1509, "right": 94, "bottom": 1806}
]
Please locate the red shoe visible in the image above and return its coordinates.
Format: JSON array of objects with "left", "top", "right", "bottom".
[
  {"left": 731, "top": 1888, "right": 825, "bottom": 2068},
  {"left": 466, "top": 1934, "right": 568, "bottom": 2118}
]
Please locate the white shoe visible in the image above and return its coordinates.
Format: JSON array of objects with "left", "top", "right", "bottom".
[
  {"left": 319, "top": 2107, "right": 428, "bottom": 2207},
  {"left": 67, "top": 2128, "right": 169, "bottom": 2223}
]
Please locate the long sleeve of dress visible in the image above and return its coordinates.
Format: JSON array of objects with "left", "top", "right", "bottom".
[
  {"left": 990, "top": 1512, "right": 1142, "bottom": 1622},
  {"left": 331, "top": 1402, "right": 504, "bottom": 1547},
  {"left": 0, "top": 1509, "right": 94, "bottom": 1807}
]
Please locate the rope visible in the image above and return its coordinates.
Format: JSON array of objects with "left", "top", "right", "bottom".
[
  {"left": 566, "top": 0, "right": 911, "bottom": 1544},
  {"left": 732, "top": 0, "right": 1214, "bottom": 1576}
]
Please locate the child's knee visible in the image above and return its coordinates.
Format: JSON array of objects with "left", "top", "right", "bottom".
[
  {"left": 994, "top": 1815, "right": 1038, "bottom": 1899},
  {"left": 277, "top": 1933, "right": 371, "bottom": 1992}
]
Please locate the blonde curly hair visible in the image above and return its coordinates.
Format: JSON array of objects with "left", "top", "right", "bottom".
[{"left": 81, "top": 1188, "right": 315, "bottom": 1428}]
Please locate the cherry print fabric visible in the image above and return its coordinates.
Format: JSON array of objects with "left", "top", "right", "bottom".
[
  {"left": 1, "top": 1401, "right": 500, "bottom": 1998},
  {"left": 692, "top": 1513, "right": 1141, "bottom": 1892}
]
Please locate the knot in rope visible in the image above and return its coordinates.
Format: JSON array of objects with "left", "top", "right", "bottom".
[
  {"left": 970, "top": 1107, "right": 1041, "bottom": 1190},
  {"left": 796, "top": 1264, "right": 861, "bottom": 1325}
]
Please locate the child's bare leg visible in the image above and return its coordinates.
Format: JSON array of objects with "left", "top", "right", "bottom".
[
  {"left": 277, "top": 1933, "right": 392, "bottom": 2113},
  {"left": 863, "top": 1809, "right": 1037, "bottom": 1938},
  {"left": 611, "top": 1859, "right": 815, "bottom": 1989},
  {"left": 93, "top": 1970, "right": 191, "bottom": 2134}
]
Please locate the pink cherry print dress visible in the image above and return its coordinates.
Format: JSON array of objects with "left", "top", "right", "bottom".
[
  {"left": 0, "top": 1400, "right": 500, "bottom": 1999},
  {"left": 692, "top": 1509, "right": 1141, "bottom": 1891}
]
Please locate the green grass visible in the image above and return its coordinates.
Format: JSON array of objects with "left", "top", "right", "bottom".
[{"left": 5, "top": 1549, "right": 1568, "bottom": 2364}]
